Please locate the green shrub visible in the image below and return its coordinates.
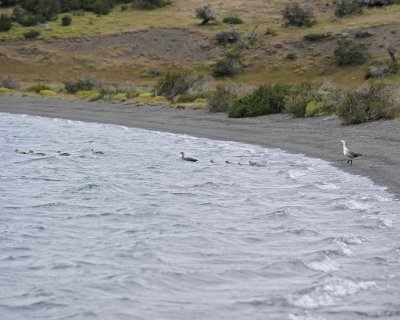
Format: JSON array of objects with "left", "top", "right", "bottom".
[
  {"left": 216, "top": 29, "right": 239, "bottom": 45},
  {"left": 174, "top": 92, "right": 206, "bottom": 103},
  {"left": 64, "top": 79, "right": 96, "bottom": 94},
  {"left": 132, "top": 0, "right": 170, "bottom": 9},
  {"left": 304, "top": 33, "right": 331, "bottom": 41},
  {"left": 305, "top": 100, "right": 324, "bottom": 117},
  {"left": 154, "top": 72, "right": 190, "bottom": 99},
  {"left": 265, "top": 28, "right": 277, "bottom": 36},
  {"left": 207, "top": 85, "right": 237, "bottom": 112},
  {"left": 212, "top": 57, "right": 240, "bottom": 77},
  {"left": 223, "top": 16, "right": 243, "bottom": 24},
  {"left": 93, "top": 0, "right": 112, "bottom": 15},
  {"left": 337, "top": 81, "right": 396, "bottom": 125},
  {"left": 229, "top": 84, "right": 292, "bottom": 118},
  {"left": 0, "top": 14, "right": 12, "bottom": 32},
  {"left": 61, "top": 15, "right": 72, "bottom": 26},
  {"left": 0, "top": 87, "right": 11, "bottom": 93},
  {"left": 335, "top": 0, "right": 363, "bottom": 17},
  {"left": 195, "top": 5, "right": 216, "bottom": 25},
  {"left": 23, "top": 29, "right": 40, "bottom": 39},
  {"left": 39, "top": 89, "right": 56, "bottom": 95},
  {"left": 27, "top": 83, "right": 51, "bottom": 93},
  {"left": 284, "top": 82, "right": 315, "bottom": 117},
  {"left": 334, "top": 40, "right": 368, "bottom": 66},
  {"left": 282, "top": 2, "right": 316, "bottom": 27},
  {"left": 286, "top": 52, "right": 297, "bottom": 60}
]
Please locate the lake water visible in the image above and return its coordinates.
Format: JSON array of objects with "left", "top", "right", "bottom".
[{"left": 1, "top": 112, "right": 399, "bottom": 320}]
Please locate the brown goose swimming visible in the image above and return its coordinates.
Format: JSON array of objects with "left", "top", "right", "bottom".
[
  {"left": 180, "top": 152, "right": 198, "bottom": 162},
  {"left": 14, "top": 149, "right": 29, "bottom": 155},
  {"left": 29, "top": 150, "right": 46, "bottom": 156},
  {"left": 341, "top": 140, "right": 362, "bottom": 165},
  {"left": 57, "top": 151, "right": 71, "bottom": 157},
  {"left": 91, "top": 149, "right": 104, "bottom": 155}
]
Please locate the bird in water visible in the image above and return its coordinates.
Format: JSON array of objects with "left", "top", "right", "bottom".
[
  {"left": 14, "top": 149, "right": 29, "bottom": 155},
  {"left": 57, "top": 151, "right": 71, "bottom": 157},
  {"left": 91, "top": 149, "right": 104, "bottom": 155},
  {"left": 29, "top": 150, "right": 46, "bottom": 156},
  {"left": 180, "top": 152, "right": 198, "bottom": 162},
  {"left": 340, "top": 140, "right": 362, "bottom": 165}
]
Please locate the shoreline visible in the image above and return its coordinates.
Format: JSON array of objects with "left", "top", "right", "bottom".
[{"left": 1, "top": 95, "right": 400, "bottom": 199}]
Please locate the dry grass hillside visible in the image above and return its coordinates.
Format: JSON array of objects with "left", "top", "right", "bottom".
[{"left": 0, "top": 0, "right": 399, "bottom": 88}]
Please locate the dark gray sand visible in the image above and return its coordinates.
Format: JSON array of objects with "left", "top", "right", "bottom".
[{"left": 1, "top": 96, "right": 400, "bottom": 198}]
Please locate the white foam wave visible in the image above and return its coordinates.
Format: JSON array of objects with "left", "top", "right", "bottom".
[{"left": 306, "top": 256, "right": 340, "bottom": 272}]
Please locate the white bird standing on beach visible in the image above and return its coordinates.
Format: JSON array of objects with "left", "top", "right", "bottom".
[
  {"left": 341, "top": 140, "right": 362, "bottom": 165},
  {"left": 180, "top": 152, "right": 198, "bottom": 162}
]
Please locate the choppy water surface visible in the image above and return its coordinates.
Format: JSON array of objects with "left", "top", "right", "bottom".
[{"left": 1, "top": 112, "right": 400, "bottom": 320}]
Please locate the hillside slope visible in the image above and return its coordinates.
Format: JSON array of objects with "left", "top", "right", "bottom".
[{"left": 0, "top": 0, "right": 399, "bottom": 88}]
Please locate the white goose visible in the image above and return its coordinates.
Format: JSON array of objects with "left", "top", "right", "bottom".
[{"left": 341, "top": 140, "right": 362, "bottom": 165}]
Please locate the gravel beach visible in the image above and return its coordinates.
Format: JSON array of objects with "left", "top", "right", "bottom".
[{"left": 1, "top": 96, "right": 400, "bottom": 198}]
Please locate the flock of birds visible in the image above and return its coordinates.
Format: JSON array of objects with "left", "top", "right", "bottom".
[
  {"left": 14, "top": 140, "right": 362, "bottom": 166},
  {"left": 14, "top": 149, "right": 104, "bottom": 157},
  {"left": 181, "top": 140, "right": 363, "bottom": 166}
]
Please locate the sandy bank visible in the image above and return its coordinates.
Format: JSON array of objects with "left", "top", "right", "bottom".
[{"left": 1, "top": 96, "right": 400, "bottom": 198}]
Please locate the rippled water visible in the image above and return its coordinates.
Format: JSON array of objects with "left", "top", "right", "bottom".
[{"left": 1, "top": 112, "right": 400, "bottom": 320}]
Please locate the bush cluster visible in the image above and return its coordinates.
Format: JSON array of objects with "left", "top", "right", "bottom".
[
  {"left": 212, "top": 54, "right": 241, "bottom": 77},
  {"left": 335, "top": 0, "right": 363, "bottom": 17},
  {"left": 0, "top": 14, "right": 12, "bottom": 32},
  {"left": 282, "top": 2, "right": 316, "bottom": 27},
  {"left": 207, "top": 85, "right": 237, "bottom": 112},
  {"left": 154, "top": 72, "right": 190, "bottom": 99},
  {"left": 195, "top": 5, "right": 216, "bottom": 25},
  {"left": 334, "top": 40, "right": 368, "bottom": 66},
  {"left": 64, "top": 78, "right": 97, "bottom": 93},
  {"left": 216, "top": 29, "right": 239, "bottom": 45},
  {"left": 222, "top": 16, "right": 243, "bottom": 24},
  {"left": 303, "top": 32, "right": 331, "bottom": 41},
  {"left": 284, "top": 82, "right": 315, "bottom": 117},
  {"left": 336, "top": 81, "right": 395, "bottom": 124},
  {"left": 229, "top": 84, "right": 292, "bottom": 118},
  {"left": 23, "top": 29, "right": 40, "bottom": 39},
  {"left": 61, "top": 15, "right": 72, "bottom": 26},
  {"left": 27, "top": 83, "right": 51, "bottom": 93}
]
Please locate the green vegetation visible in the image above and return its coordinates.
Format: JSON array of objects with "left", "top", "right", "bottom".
[
  {"left": 229, "top": 84, "right": 291, "bottom": 118},
  {"left": 64, "top": 78, "right": 97, "bottom": 93},
  {"left": 212, "top": 55, "right": 241, "bottom": 77},
  {"left": 207, "top": 85, "right": 237, "bottom": 112},
  {"left": 286, "top": 52, "right": 297, "bottom": 60},
  {"left": 154, "top": 72, "right": 190, "bottom": 99},
  {"left": 284, "top": 82, "right": 314, "bottom": 118},
  {"left": 337, "top": 81, "right": 396, "bottom": 124},
  {"left": 334, "top": 40, "right": 368, "bottom": 66},
  {"left": 195, "top": 5, "right": 216, "bottom": 25},
  {"left": 282, "top": 2, "right": 316, "bottom": 27},
  {"left": 0, "top": 14, "right": 12, "bottom": 32},
  {"left": 216, "top": 29, "right": 239, "bottom": 45},
  {"left": 61, "top": 15, "right": 72, "bottom": 26},
  {"left": 27, "top": 83, "right": 51, "bottom": 93},
  {"left": 132, "top": 0, "right": 171, "bottom": 10},
  {"left": 23, "top": 29, "right": 40, "bottom": 39},
  {"left": 335, "top": 0, "right": 363, "bottom": 17},
  {"left": 222, "top": 16, "right": 243, "bottom": 24},
  {"left": 264, "top": 28, "right": 277, "bottom": 37},
  {"left": 303, "top": 32, "right": 331, "bottom": 41}
]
